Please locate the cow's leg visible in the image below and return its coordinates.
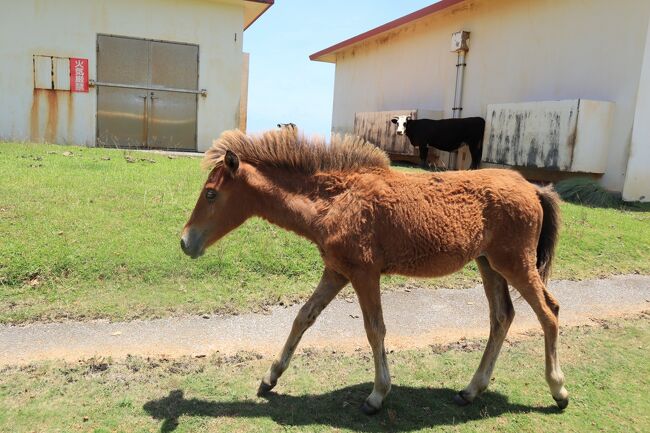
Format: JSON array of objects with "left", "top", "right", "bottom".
[
  {"left": 454, "top": 257, "right": 514, "bottom": 405},
  {"left": 469, "top": 140, "right": 483, "bottom": 169},
  {"left": 351, "top": 272, "right": 391, "bottom": 415},
  {"left": 418, "top": 144, "right": 429, "bottom": 169},
  {"left": 257, "top": 268, "right": 348, "bottom": 396}
]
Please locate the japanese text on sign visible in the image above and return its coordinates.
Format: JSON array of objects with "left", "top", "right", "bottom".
[{"left": 69, "top": 58, "right": 89, "bottom": 92}]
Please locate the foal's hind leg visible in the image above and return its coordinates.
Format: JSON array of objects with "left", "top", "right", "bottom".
[
  {"left": 454, "top": 256, "right": 514, "bottom": 405},
  {"left": 257, "top": 268, "right": 348, "bottom": 396},
  {"left": 493, "top": 258, "right": 569, "bottom": 409},
  {"left": 352, "top": 272, "right": 391, "bottom": 415}
]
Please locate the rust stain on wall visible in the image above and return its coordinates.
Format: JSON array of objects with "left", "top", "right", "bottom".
[
  {"left": 67, "top": 92, "right": 74, "bottom": 140},
  {"left": 30, "top": 89, "right": 40, "bottom": 141},
  {"left": 30, "top": 89, "right": 73, "bottom": 143},
  {"left": 44, "top": 90, "right": 59, "bottom": 143}
]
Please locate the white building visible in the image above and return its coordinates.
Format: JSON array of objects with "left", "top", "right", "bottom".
[
  {"left": 0, "top": 0, "right": 273, "bottom": 152},
  {"left": 311, "top": 0, "right": 650, "bottom": 202}
]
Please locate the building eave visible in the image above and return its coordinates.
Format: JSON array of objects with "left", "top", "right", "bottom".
[
  {"left": 243, "top": 0, "right": 274, "bottom": 31},
  {"left": 309, "top": 0, "right": 465, "bottom": 63}
]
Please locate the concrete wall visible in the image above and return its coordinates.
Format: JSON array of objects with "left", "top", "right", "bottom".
[
  {"left": 0, "top": 0, "right": 246, "bottom": 151},
  {"left": 623, "top": 18, "right": 650, "bottom": 202},
  {"left": 329, "top": 0, "right": 650, "bottom": 192}
]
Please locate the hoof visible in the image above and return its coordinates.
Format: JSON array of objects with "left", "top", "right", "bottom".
[
  {"left": 554, "top": 396, "right": 569, "bottom": 410},
  {"left": 360, "top": 400, "right": 381, "bottom": 416},
  {"left": 257, "top": 381, "right": 275, "bottom": 397},
  {"left": 452, "top": 391, "right": 472, "bottom": 407}
]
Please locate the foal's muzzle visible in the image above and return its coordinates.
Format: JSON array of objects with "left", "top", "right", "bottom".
[{"left": 180, "top": 228, "right": 205, "bottom": 259}]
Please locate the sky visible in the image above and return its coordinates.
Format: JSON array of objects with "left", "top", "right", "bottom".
[{"left": 243, "top": 0, "right": 437, "bottom": 137}]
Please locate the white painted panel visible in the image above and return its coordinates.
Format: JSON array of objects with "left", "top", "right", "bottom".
[
  {"left": 483, "top": 99, "right": 612, "bottom": 173},
  {"left": 483, "top": 100, "right": 579, "bottom": 171},
  {"left": 53, "top": 57, "right": 70, "bottom": 91},
  {"left": 572, "top": 100, "right": 614, "bottom": 174},
  {"left": 34, "top": 55, "right": 52, "bottom": 89}
]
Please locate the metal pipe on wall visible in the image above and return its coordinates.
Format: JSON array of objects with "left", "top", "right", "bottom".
[
  {"left": 452, "top": 51, "right": 466, "bottom": 119},
  {"left": 450, "top": 30, "right": 470, "bottom": 168}
]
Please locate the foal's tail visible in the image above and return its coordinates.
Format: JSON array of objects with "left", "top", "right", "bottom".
[{"left": 536, "top": 185, "right": 562, "bottom": 284}]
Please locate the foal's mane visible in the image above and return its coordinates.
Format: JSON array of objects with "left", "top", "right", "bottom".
[{"left": 202, "top": 128, "right": 390, "bottom": 174}]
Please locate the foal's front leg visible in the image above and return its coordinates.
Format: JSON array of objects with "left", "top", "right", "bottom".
[
  {"left": 257, "top": 268, "right": 348, "bottom": 396},
  {"left": 352, "top": 273, "right": 391, "bottom": 415}
]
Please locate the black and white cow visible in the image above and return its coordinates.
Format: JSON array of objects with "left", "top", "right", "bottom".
[{"left": 391, "top": 116, "right": 486, "bottom": 169}]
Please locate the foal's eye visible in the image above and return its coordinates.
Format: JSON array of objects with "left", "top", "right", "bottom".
[{"left": 205, "top": 189, "right": 218, "bottom": 201}]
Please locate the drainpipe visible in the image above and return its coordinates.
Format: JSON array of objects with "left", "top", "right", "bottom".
[
  {"left": 452, "top": 50, "right": 467, "bottom": 119},
  {"left": 450, "top": 31, "right": 470, "bottom": 168}
]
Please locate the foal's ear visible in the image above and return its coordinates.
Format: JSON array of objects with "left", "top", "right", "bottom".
[
  {"left": 224, "top": 150, "right": 239, "bottom": 174},
  {"left": 391, "top": 117, "right": 399, "bottom": 124}
]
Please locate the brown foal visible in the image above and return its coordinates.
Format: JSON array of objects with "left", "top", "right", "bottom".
[{"left": 181, "top": 128, "right": 568, "bottom": 414}]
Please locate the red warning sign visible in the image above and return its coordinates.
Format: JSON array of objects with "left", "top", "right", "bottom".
[{"left": 69, "top": 58, "right": 89, "bottom": 93}]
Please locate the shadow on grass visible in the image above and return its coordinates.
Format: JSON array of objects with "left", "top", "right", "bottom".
[
  {"left": 555, "top": 177, "right": 650, "bottom": 212},
  {"left": 143, "top": 384, "right": 562, "bottom": 432}
]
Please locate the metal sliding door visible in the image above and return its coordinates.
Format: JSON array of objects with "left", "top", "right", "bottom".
[
  {"left": 96, "top": 36, "right": 150, "bottom": 148},
  {"left": 96, "top": 35, "right": 199, "bottom": 150},
  {"left": 147, "top": 41, "right": 198, "bottom": 150}
]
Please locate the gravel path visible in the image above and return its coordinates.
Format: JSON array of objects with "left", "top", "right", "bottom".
[{"left": 1, "top": 275, "right": 648, "bottom": 365}]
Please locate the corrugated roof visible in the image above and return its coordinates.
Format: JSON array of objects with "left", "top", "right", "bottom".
[{"left": 310, "top": 0, "right": 465, "bottom": 62}]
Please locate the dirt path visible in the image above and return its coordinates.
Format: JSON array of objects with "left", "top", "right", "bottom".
[{"left": 1, "top": 275, "right": 648, "bottom": 365}]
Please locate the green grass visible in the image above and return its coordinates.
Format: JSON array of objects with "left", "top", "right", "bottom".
[
  {"left": 1, "top": 142, "right": 649, "bottom": 323},
  {"left": 1, "top": 316, "right": 649, "bottom": 432}
]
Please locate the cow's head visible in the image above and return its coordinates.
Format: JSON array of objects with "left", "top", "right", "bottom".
[{"left": 391, "top": 115, "right": 412, "bottom": 136}]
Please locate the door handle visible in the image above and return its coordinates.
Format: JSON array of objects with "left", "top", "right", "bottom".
[
  {"left": 139, "top": 95, "right": 148, "bottom": 147},
  {"left": 147, "top": 92, "right": 157, "bottom": 149}
]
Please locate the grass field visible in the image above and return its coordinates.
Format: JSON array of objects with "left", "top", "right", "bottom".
[
  {"left": 1, "top": 142, "right": 649, "bottom": 323},
  {"left": 1, "top": 316, "right": 648, "bottom": 432}
]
